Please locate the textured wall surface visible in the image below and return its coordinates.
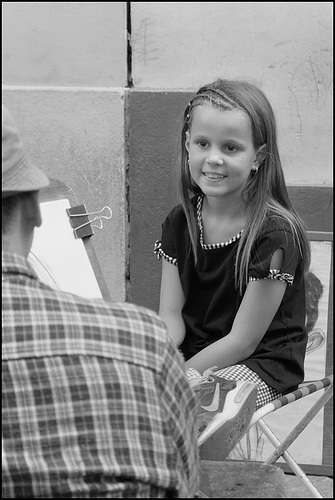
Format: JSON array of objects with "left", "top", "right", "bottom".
[
  {"left": 128, "top": 90, "right": 333, "bottom": 312},
  {"left": 129, "top": 2, "right": 332, "bottom": 310},
  {"left": 131, "top": 2, "right": 333, "bottom": 185},
  {"left": 2, "top": 2, "right": 127, "bottom": 301},
  {"left": 2, "top": 2, "right": 127, "bottom": 86},
  {"left": 2, "top": 2, "right": 333, "bottom": 308},
  {"left": 2, "top": 88, "right": 127, "bottom": 302}
]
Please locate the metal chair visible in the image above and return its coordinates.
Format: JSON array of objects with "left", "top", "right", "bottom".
[
  {"left": 198, "top": 231, "right": 333, "bottom": 497},
  {"left": 244, "top": 232, "right": 333, "bottom": 498},
  {"left": 245, "top": 375, "right": 333, "bottom": 498}
]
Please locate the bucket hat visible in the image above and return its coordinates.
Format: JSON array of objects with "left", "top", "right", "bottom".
[{"left": 2, "top": 105, "right": 49, "bottom": 198}]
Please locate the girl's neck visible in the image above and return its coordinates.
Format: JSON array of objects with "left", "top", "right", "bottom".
[
  {"left": 201, "top": 195, "right": 248, "bottom": 245},
  {"left": 203, "top": 194, "right": 248, "bottom": 222}
]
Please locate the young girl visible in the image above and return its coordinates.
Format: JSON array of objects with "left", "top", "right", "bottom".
[{"left": 154, "top": 79, "right": 311, "bottom": 458}]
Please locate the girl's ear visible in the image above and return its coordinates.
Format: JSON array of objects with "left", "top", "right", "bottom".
[
  {"left": 254, "top": 144, "right": 266, "bottom": 167},
  {"left": 185, "top": 130, "right": 190, "bottom": 153}
]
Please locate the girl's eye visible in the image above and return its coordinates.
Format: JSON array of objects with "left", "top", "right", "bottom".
[
  {"left": 196, "top": 140, "right": 208, "bottom": 148},
  {"left": 225, "top": 144, "right": 237, "bottom": 152}
]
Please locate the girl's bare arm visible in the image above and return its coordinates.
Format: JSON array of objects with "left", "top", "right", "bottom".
[{"left": 159, "top": 258, "right": 186, "bottom": 347}]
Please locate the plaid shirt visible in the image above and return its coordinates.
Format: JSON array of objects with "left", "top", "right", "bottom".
[{"left": 2, "top": 251, "right": 199, "bottom": 498}]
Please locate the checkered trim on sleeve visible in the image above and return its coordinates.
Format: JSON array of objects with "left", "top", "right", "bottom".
[
  {"left": 154, "top": 240, "right": 178, "bottom": 266},
  {"left": 197, "top": 196, "right": 243, "bottom": 249},
  {"left": 248, "top": 268, "right": 294, "bottom": 286}
]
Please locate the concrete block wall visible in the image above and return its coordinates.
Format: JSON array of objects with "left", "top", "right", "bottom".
[
  {"left": 128, "top": 1, "right": 333, "bottom": 311},
  {"left": 2, "top": 2, "right": 128, "bottom": 302},
  {"left": 2, "top": 2, "right": 333, "bottom": 308}
]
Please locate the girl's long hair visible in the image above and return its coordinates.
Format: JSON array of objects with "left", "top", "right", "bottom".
[{"left": 178, "top": 78, "right": 311, "bottom": 294}]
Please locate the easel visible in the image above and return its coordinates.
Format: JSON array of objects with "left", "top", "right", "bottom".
[{"left": 37, "top": 178, "right": 112, "bottom": 302}]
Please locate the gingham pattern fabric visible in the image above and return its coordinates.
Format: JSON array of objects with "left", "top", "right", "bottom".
[
  {"left": 2, "top": 251, "right": 199, "bottom": 498},
  {"left": 186, "top": 364, "right": 281, "bottom": 410},
  {"left": 249, "top": 268, "right": 294, "bottom": 286},
  {"left": 154, "top": 240, "right": 178, "bottom": 266}
]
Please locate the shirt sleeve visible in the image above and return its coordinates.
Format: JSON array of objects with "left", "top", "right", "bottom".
[
  {"left": 248, "top": 227, "right": 300, "bottom": 286},
  {"left": 154, "top": 211, "right": 178, "bottom": 266}
]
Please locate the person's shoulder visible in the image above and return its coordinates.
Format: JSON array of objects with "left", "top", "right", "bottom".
[
  {"left": 164, "top": 196, "right": 198, "bottom": 223},
  {"left": 44, "top": 286, "right": 166, "bottom": 331},
  {"left": 260, "top": 214, "right": 294, "bottom": 237},
  {"left": 164, "top": 202, "right": 184, "bottom": 222},
  {"left": 111, "top": 300, "right": 167, "bottom": 331},
  {"left": 33, "top": 286, "right": 171, "bottom": 366}
]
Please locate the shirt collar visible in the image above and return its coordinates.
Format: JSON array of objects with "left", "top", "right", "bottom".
[{"left": 2, "top": 251, "right": 38, "bottom": 281}]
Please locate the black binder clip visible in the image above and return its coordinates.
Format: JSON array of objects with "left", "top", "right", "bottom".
[{"left": 66, "top": 204, "right": 112, "bottom": 239}]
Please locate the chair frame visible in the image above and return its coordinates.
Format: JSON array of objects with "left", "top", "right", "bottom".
[
  {"left": 198, "top": 230, "right": 333, "bottom": 497},
  {"left": 246, "top": 376, "right": 333, "bottom": 498},
  {"left": 246, "top": 230, "right": 333, "bottom": 498}
]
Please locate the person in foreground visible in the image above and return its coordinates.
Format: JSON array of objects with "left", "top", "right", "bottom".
[
  {"left": 154, "top": 79, "right": 311, "bottom": 460},
  {"left": 2, "top": 104, "right": 199, "bottom": 498}
]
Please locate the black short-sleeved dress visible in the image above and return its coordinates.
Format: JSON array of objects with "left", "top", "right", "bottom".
[{"left": 154, "top": 195, "right": 307, "bottom": 395}]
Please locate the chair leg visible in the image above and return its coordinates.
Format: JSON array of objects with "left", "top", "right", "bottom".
[
  {"left": 265, "top": 385, "right": 333, "bottom": 465},
  {"left": 258, "top": 419, "right": 323, "bottom": 498}
]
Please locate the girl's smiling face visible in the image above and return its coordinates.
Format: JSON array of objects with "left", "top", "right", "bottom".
[{"left": 186, "top": 106, "right": 262, "bottom": 201}]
